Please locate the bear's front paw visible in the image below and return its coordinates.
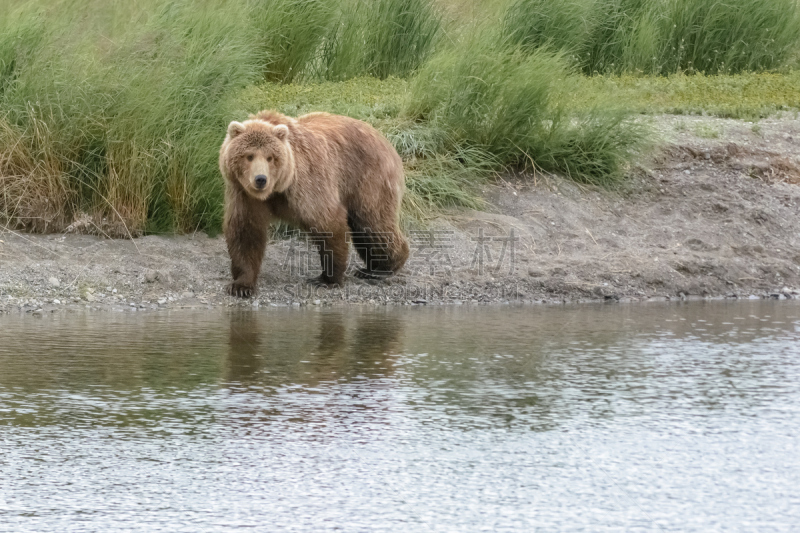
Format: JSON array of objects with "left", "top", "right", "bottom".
[{"left": 227, "top": 281, "right": 255, "bottom": 298}]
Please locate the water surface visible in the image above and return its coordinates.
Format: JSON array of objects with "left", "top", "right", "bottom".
[{"left": 1, "top": 301, "right": 799, "bottom": 531}]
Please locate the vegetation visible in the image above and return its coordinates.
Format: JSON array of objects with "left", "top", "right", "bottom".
[
  {"left": 319, "top": 0, "right": 441, "bottom": 80},
  {"left": 406, "top": 33, "right": 650, "bottom": 184},
  {"left": 504, "top": 0, "right": 800, "bottom": 75},
  {"left": 568, "top": 71, "right": 800, "bottom": 119},
  {"left": 1, "top": 0, "right": 799, "bottom": 235}
]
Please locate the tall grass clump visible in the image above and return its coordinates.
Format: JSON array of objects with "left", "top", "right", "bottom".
[
  {"left": 504, "top": 0, "right": 667, "bottom": 74},
  {"left": 408, "top": 43, "right": 565, "bottom": 162},
  {"left": 406, "top": 32, "right": 649, "bottom": 185},
  {"left": 255, "top": 0, "right": 338, "bottom": 83},
  {"left": 386, "top": 123, "right": 495, "bottom": 219},
  {"left": 0, "top": 0, "right": 270, "bottom": 234},
  {"left": 320, "top": 0, "right": 442, "bottom": 80},
  {"left": 105, "top": 2, "right": 268, "bottom": 233},
  {"left": 503, "top": 0, "right": 800, "bottom": 75},
  {"left": 0, "top": 113, "right": 72, "bottom": 233},
  {"left": 658, "top": 0, "right": 800, "bottom": 74},
  {"left": 503, "top": 0, "right": 598, "bottom": 61}
]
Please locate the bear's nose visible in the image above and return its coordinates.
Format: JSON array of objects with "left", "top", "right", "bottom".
[{"left": 254, "top": 175, "right": 267, "bottom": 189}]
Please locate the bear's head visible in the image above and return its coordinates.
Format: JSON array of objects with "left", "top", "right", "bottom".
[{"left": 220, "top": 118, "right": 295, "bottom": 200}]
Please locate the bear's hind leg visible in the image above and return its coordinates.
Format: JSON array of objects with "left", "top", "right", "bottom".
[
  {"left": 352, "top": 234, "right": 392, "bottom": 280},
  {"left": 348, "top": 213, "right": 408, "bottom": 279},
  {"left": 348, "top": 222, "right": 389, "bottom": 280},
  {"left": 308, "top": 219, "right": 349, "bottom": 287}
]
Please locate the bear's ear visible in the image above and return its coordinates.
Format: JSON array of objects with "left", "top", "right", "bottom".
[
  {"left": 227, "top": 121, "right": 246, "bottom": 139},
  {"left": 273, "top": 124, "right": 289, "bottom": 142}
]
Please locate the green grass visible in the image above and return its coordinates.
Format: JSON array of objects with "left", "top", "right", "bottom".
[
  {"left": 2, "top": 0, "right": 800, "bottom": 235},
  {"left": 566, "top": 71, "right": 800, "bottom": 119},
  {"left": 503, "top": 0, "right": 800, "bottom": 75},
  {"left": 236, "top": 77, "right": 409, "bottom": 120},
  {"left": 319, "top": 0, "right": 442, "bottom": 80},
  {"left": 405, "top": 32, "right": 650, "bottom": 185},
  {"left": 257, "top": 0, "right": 339, "bottom": 83},
  {"left": 692, "top": 123, "right": 722, "bottom": 139}
]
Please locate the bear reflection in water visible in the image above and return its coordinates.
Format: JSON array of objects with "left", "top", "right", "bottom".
[{"left": 225, "top": 309, "right": 405, "bottom": 387}]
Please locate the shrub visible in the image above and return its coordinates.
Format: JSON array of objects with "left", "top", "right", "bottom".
[{"left": 406, "top": 33, "right": 649, "bottom": 184}]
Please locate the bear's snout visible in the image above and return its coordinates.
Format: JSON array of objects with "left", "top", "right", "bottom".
[{"left": 254, "top": 175, "right": 267, "bottom": 189}]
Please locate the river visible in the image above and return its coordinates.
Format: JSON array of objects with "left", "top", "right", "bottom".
[{"left": 1, "top": 301, "right": 799, "bottom": 531}]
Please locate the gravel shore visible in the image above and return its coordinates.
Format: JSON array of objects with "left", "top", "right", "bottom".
[{"left": 2, "top": 115, "right": 799, "bottom": 314}]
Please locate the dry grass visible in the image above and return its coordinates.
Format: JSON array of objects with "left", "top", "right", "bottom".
[{"left": 0, "top": 114, "right": 72, "bottom": 232}]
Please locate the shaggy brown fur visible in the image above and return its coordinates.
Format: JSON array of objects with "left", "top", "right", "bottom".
[{"left": 219, "top": 110, "right": 409, "bottom": 297}]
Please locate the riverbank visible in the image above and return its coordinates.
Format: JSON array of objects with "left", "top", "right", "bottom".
[{"left": 1, "top": 114, "right": 799, "bottom": 314}]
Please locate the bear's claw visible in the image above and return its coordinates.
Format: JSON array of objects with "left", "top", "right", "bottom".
[
  {"left": 306, "top": 276, "right": 340, "bottom": 288},
  {"left": 227, "top": 282, "right": 255, "bottom": 298},
  {"left": 353, "top": 268, "right": 389, "bottom": 280}
]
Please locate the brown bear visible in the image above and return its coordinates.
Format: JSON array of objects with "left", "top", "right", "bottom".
[{"left": 219, "top": 110, "right": 409, "bottom": 297}]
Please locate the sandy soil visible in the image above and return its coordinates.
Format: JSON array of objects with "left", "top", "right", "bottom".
[{"left": 1, "top": 114, "right": 799, "bottom": 314}]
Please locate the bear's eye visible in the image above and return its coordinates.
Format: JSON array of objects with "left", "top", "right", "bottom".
[
  {"left": 246, "top": 154, "right": 254, "bottom": 162},
  {"left": 267, "top": 156, "right": 273, "bottom": 163}
]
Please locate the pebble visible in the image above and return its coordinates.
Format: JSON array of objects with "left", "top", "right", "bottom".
[
  {"left": 53, "top": 299, "right": 61, "bottom": 305},
  {"left": 313, "top": 299, "right": 321, "bottom": 305},
  {"left": 158, "top": 298, "right": 167, "bottom": 305},
  {"left": 144, "top": 270, "right": 158, "bottom": 283},
  {"left": 48, "top": 277, "right": 60, "bottom": 287}
]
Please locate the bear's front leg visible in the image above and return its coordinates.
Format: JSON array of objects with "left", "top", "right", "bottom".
[{"left": 224, "top": 187, "right": 271, "bottom": 298}]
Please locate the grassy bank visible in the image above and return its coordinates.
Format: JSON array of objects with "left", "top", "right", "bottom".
[
  {"left": 2, "top": 0, "right": 799, "bottom": 236},
  {"left": 570, "top": 71, "right": 800, "bottom": 119}
]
